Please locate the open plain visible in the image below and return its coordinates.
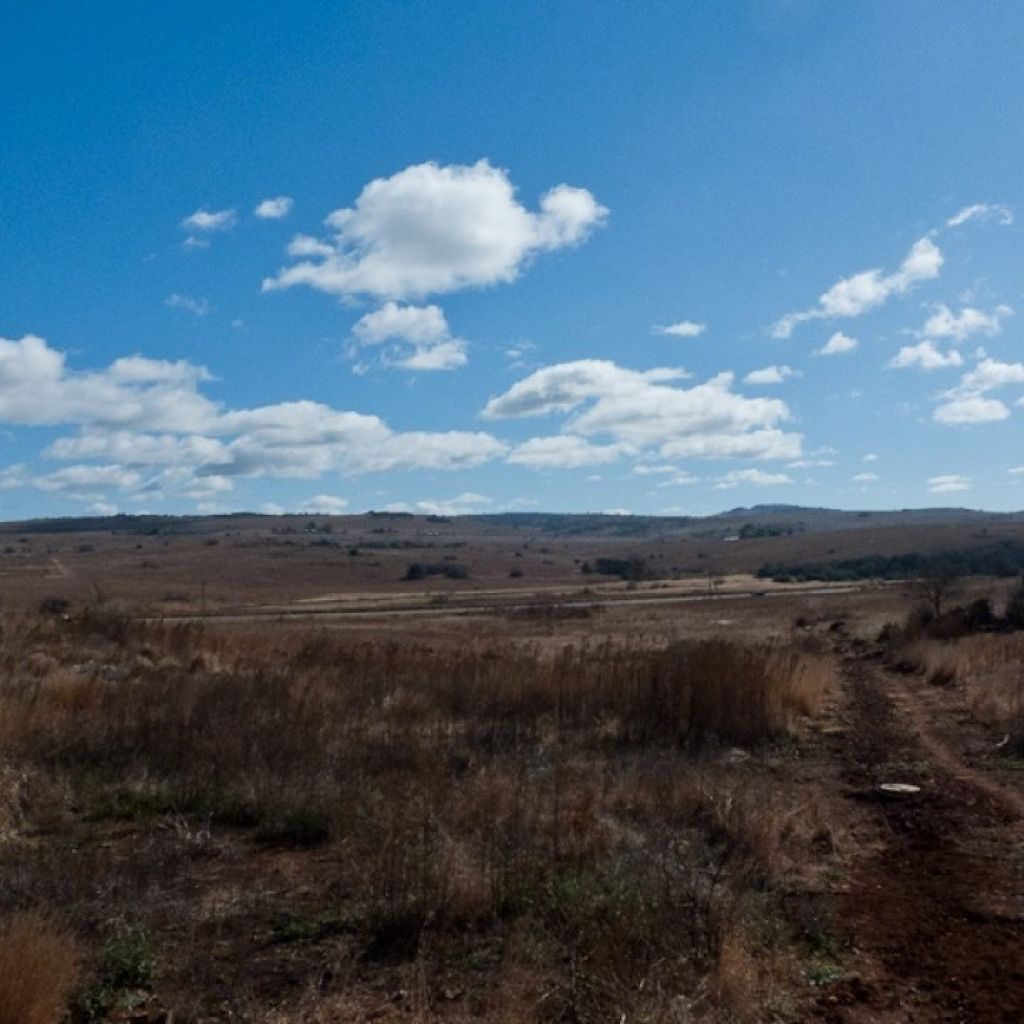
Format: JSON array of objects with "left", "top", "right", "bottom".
[{"left": 2, "top": 509, "right": 1024, "bottom": 1022}]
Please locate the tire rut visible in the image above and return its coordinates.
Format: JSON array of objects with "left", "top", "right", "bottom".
[{"left": 815, "top": 648, "right": 1024, "bottom": 1023}]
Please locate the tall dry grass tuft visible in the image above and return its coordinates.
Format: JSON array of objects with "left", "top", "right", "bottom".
[
  {"left": 0, "top": 912, "right": 82, "bottom": 1024},
  {"left": 947, "top": 633, "right": 1024, "bottom": 747}
]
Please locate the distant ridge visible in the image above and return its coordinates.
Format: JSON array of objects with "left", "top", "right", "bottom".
[{"left": 1, "top": 505, "right": 1021, "bottom": 537}]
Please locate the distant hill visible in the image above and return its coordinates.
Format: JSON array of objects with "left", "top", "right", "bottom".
[{"left": 1, "top": 504, "right": 1020, "bottom": 538}]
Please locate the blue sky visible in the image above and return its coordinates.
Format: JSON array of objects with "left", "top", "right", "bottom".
[{"left": 2, "top": 1, "right": 1023, "bottom": 518}]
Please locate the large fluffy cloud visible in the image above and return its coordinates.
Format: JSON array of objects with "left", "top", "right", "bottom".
[
  {"left": 772, "top": 236, "right": 942, "bottom": 338},
  {"left": 1, "top": 334, "right": 507, "bottom": 506},
  {"left": 484, "top": 359, "right": 801, "bottom": 462},
  {"left": 263, "top": 160, "right": 607, "bottom": 300},
  {"left": 0, "top": 335, "right": 217, "bottom": 431}
]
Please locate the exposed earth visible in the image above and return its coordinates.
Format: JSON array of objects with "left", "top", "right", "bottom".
[{"left": 810, "top": 636, "right": 1024, "bottom": 1023}]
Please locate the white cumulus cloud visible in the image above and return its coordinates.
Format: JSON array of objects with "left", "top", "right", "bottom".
[
  {"left": 932, "top": 357, "right": 1024, "bottom": 425},
  {"left": 933, "top": 394, "right": 1010, "bottom": 425},
  {"left": 351, "top": 301, "right": 467, "bottom": 371},
  {"left": 254, "top": 196, "right": 294, "bottom": 219},
  {"left": 0, "top": 334, "right": 508, "bottom": 506},
  {"left": 918, "top": 303, "right": 1011, "bottom": 343},
  {"left": 715, "top": 468, "right": 793, "bottom": 489},
  {"left": 413, "top": 492, "right": 492, "bottom": 516},
  {"left": 927, "top": 474, "right": 971, "bottom": 493},
  {"left": 181, "top": 208, "right": 237, "bottom": 232},
  {"left": 743, "top": 365, "right": 797, "bottom": 385},
  {"left": 263, "top": 160, "right": 607, "bottom": 300},
  {"left": 889, "top": 341, "right": 963, "bottom": 371},
  {"left": 298, "top": 494, "right": 348, "bottom": 514},
  {"left": 772, "top": 237, "right": 942, "bottom": 338},
  {"left": 655, "top": 320, "right": 706, "bottom": 338},
  {"left": 483, "top": 359, "right": 802, "bottom": 463},
  {"left": 814, "top": 331, "right": 859, "bottom": 356}
]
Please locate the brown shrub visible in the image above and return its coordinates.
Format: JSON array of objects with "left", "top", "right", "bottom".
[{"left": 0, "top": 912, "right": 82, "bottom": 1024}]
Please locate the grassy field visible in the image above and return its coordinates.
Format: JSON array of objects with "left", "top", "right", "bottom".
[
  {"left": 2, "top": 513, "right": 1024, "bottom": 1021},
  {"left": 0, "top": 605, "right": 842, "bottom": 1022}
]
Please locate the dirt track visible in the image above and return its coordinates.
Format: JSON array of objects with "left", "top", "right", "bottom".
[{"left": 815, "top": 644, "right": 1024, "bottom": 1022}]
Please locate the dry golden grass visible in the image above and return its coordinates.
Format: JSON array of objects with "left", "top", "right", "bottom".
[
  {"left": 945, "top": 633, "right": 1024, "bottom": 745},
  {"left": 0, "top": 912, "right": 81, "bottom": 1024},
  {"left": 0, "top": 611, "right": 834, "bottom": 1021}
]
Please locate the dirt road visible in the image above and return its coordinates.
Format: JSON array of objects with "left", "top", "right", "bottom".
[
  {"left": 147, "top": 582, "right": 863, "bottom": 624},
  {"left": 815, "top": 644, "right": 1024, "bottom": 1022}
]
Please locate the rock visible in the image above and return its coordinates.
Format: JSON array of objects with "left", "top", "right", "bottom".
[
  {"left": 876, "top": 782, "right": 921, "bottom": 800},
  {"left": 721, "top": 747, "right": 752, "bottom": 764}
]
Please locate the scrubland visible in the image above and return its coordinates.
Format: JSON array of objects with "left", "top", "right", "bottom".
[
  {"left": 0, "top": 606, "right": 838, "bottom": 1023},
  {"left": 4, "top": 567, "right": 1023, "bottom": 1022},
  {"left": 880, "top": 577, "right": 1024, "bottom": 748}
]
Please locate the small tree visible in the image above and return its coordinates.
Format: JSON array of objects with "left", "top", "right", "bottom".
[{"left": 914, "top": 564, "right": 961, "bottom": 618}]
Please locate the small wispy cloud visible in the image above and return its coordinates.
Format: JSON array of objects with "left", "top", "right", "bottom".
[
  {"left": 654, "top": 320, "right": 706, "bottom": 338},
  {"left": 714, "top": 468, "right": 793, "bottom": 489},
  {"left": 772, "top": 237, "right": 942, "bottom": 338},
  {"left": 254, "top": 196, "right": 294, "bottom": 220},
  {"left": 888, "top": 340, "right": 963, "bottom": 371},
  {"left": 181, "top": 208, "right": 237, "bottom": 232},
  {"left": 814, "top": 331, "right": 858, "bottom": 356},
  {"left": 164, "top": 294, "right": 211, "bottom": 316},
  {"left": 298, "top": 494, "right": 348, "bottom": 514},
  {"left": 946, "top": 203, "right": 1013, "bottom": 228},
  {"left": 743, "top": 365, "right": 797, "bottom": 385},
  {"left": 927, "top": 474, "right": 971, "bottom": 493}
]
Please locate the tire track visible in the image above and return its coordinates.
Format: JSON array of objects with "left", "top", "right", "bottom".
[{"left": 816, "top": 650, "right": 1024, "bottom": 1022}]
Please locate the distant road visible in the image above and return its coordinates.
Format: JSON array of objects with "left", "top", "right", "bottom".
[{"left": 146, "top": 581, "right": 866, "bottom": 625}]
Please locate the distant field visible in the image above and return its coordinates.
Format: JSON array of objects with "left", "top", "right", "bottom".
[{"left": 1, "top": 507, "right": 1022, "bottom": 616}]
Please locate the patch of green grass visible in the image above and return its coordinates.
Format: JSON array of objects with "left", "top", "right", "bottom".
[
  {"left": 270, "top": 912, "right": 356, "bottom": 945},
  {"left": 805, "top": 958, "right": 845, "bottom": 987},
  {"left": 69, "top": 923, "right": 155, "bottom": 1022}
]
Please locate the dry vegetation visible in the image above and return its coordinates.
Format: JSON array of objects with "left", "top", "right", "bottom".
[
  {"left": 903, "top": 631, "right": 1024, "bottom": 748},
  {"left": 0, "top": 912, "right": 82, "bottom": 1024},
  {"left": 0, "top": 606, "right": 839, "bottom": 1022},
  {"left": 880, "top": 576, "right": 1024, "bottom": 748},
  {"left": 3, "top": 512, "right": 1024, "bottom": 1020}
]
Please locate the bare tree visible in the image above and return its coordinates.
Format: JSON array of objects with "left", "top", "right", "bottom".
[{"left": 914, "top": 564, "right": 961, "bottom": 618}]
